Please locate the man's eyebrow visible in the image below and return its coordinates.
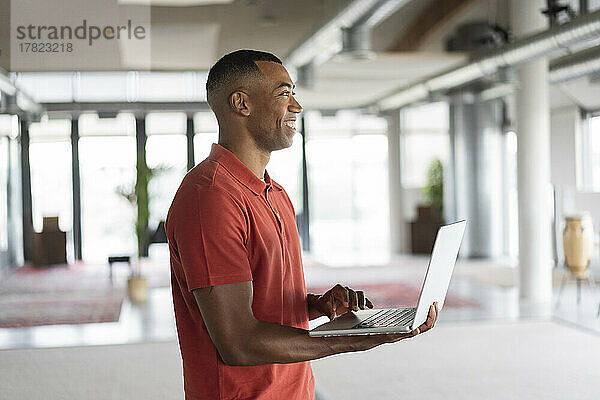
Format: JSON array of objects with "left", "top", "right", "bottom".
[{"left": 273, "top": 82, "right": 295, "bottom": 91}]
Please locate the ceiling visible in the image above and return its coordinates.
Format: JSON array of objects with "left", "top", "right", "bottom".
[
  {"left": 296, "top": 52, "right": 467, "bottom": 109},
  {"left": 149, "top": 0, "right": 356, "bottom": 68},
  {"left": 146, "top": 0, "right": 600, "bottom": 110},
  {"left": 10, "top": 0, "right": 600, "bottom": 111}
]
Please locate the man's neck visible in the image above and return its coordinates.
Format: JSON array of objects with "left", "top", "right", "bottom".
[{"left": 218, "top": 136, "right": 270, "bottom": 180}]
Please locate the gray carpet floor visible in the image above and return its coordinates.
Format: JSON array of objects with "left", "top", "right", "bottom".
[
  {"left": 312, "top": 319, "right": 600, "bottom": 400},
  {"left": 1, "top": 320, "right": 599, "bottom": 399},
  {"left": 0, "top": 340, "right": 184, "bottom": 400}
]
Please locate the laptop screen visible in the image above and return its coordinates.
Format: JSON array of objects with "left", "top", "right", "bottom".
[{"left": 412, "top": 220, "right": 467, "bottom": 329}]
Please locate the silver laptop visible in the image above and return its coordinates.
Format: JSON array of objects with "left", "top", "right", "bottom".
[{"left": 309, "top": 220, "right": 467, "bottom": 337}]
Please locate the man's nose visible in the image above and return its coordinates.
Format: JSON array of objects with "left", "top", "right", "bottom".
[{"left": 289, "top": 95, "right": 303, "bottom": 114}]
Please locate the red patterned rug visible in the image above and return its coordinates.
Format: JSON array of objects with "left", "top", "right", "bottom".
[
  {"left": 0, "top": 264, "right": 125, "bottom": 328},
  {"left": 307, "top": 282, "right": 479, "bottom": 309},
  {"left": 0, "top": 293, "right": 124, "bottom": 328}
]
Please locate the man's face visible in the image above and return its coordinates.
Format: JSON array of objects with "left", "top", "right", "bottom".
[{"left": 246, "top": 61, "right": 303, "bottom": 152}]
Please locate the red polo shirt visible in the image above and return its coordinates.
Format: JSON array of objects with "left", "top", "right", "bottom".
[{"left": 166, "top": 143, "right": 315, "bottom": 400}]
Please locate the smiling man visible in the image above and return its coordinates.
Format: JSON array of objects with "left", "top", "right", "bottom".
[{"left": 166, "top": 50, "right": 438, "bottom": 400}]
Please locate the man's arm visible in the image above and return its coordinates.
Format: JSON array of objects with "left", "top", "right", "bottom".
[{"left": 193, "top": 281, "right": 437, "bottom": 367}]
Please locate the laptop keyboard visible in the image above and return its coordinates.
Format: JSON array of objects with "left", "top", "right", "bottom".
[{"left": 353, "top": 308, "right": 416, "bottom": 329}]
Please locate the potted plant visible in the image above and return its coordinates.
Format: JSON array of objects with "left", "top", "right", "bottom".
[
  {"left": 117, "top": 163, "right": 170, "bottom": 302},
  {"left": 411, "top": 159, "right": 444, "bottom": 254},
  {"left": 126, "top": 259, "right": 148, "bottom": 303},
  {"left": 422, "top": 158, "right": 444, "bottom": 220}
]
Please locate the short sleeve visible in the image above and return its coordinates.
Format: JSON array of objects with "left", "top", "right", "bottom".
[{"left": 171, "top": 185, "right": 252, "bottom": 291}]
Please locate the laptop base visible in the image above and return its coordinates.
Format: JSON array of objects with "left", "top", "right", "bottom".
[{"left": 308, "top": 308, "right": 414, "bottom": 337}]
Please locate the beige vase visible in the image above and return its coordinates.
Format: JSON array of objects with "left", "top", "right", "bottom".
[
  {"left": 563, "top": 214, "right": 594, "bottom": 278},
  {"left": 127, "top": 275, "right": 148, "bottom": 303}
]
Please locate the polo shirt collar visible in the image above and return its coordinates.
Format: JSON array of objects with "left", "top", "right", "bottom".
[{"left": 208, "top": 143, "right": 281, "bottom": 195}]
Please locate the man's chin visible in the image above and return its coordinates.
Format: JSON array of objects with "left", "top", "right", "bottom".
[
  {"left": 284, "top": 133, "right": 295, "bottom": 148},
  {"left": 278, "top": 130, "right": 295, "bottom": 149},
  {"left": 273, "top": 141, "right": 292, "bottom": 152}
]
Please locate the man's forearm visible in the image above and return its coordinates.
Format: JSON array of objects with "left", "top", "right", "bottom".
[{"left": 226, "top": 319, "right": 390, "bottom": 366}]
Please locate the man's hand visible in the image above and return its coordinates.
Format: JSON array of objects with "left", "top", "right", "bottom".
[
  {"left": 308, "top": 284, "right": 374, "bottom": 320},
  {"left": 381, "top": 302, "right": 439, "bottom": 343}
]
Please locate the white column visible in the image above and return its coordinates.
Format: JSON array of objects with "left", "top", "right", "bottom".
[
  {"left": 386, "top": 111, "right": 405, "bottom": 255},
  {"left": 449, "top": 92, "right": 505, "bottom": 258},
  {"left": 511, "top": 0, "right": 553, "bottom": 302}
]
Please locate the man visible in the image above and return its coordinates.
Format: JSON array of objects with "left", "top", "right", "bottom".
[{"left": 166, "top": 49, "right": 438, "bottom": 400}]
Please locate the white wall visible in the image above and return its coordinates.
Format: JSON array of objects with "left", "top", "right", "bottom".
[
  {"left": 550, "top": 106, "right": 600, "bottom": 270},
  {"left": 394, "top": 105, "right": 600, "bottom": 262}
]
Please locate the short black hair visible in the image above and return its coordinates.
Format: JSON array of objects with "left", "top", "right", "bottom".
[{"left": 206, "top": 49, "right": 282, "bottom": 104}]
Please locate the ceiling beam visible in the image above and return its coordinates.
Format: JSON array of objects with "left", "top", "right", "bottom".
[
  {"left": 376, "top": 9, "right": 600, "bottom": 111},
  {"left": 389, "top": 0, "right": 477, "bottom": 52},
  {"left": 42, "top": 101, "right": 210, "bottom": 116}
]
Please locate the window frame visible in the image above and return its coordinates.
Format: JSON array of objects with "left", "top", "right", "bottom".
[{"left": 579, "top": 110, "right": 600, "bottom": 193}]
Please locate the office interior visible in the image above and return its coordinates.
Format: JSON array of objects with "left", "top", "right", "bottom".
[{"left": 1, "top": 0, "right": 600, "bottom": 398}]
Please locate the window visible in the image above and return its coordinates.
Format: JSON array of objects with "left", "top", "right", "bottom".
[
  {"left": 0, "top": 115, "right": 23, "bottom": 267},
  {"left": 12, "top": 71, "right": 209, "bottom": 103},
  {"left": 0, "top": 137, "right": 8, "bottom": 259},
  {"left": 193, "top": 112, "right": 219, "bottom": 164},
  {"left": 137, "top": 72, "right": 206, "bottom": 102},
  {"left": 267, "top": 132, "right": 303, "bottom": 212},
  {"left": 13, "top": 72, "right": 74, "bottom": 103},
  {"left": 0, "top": 116, "right": 14, "bottom": 260},
  {"left": 400, "top": 102, "right": 450, "bottom": 188},
  {"left": 145, "top": 113, "right": 187, "bottom": 242},
  {"left": 306, "top": 111, "right": 389, "bottom": 266},
  {"left": 28, "top": 118, "right": 73, "bottom": 260},
  {"left": 76, "top": 72, "right": 129, "bottom": 102},
  {"left": 79, "top": 113, "right": 137, "bottom": 263},
  {"left": 585, "top": 115, "right": 600, "bottom": 192},
  {"left": 505, "top": 131, "right": 518, "bottom": 258}
]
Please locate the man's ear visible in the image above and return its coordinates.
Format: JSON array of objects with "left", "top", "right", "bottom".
[{"left": 229, "top": 91, "right": 251, "bottom": 117}]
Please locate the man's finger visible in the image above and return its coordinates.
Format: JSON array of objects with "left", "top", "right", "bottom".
[
  {"left": 334, "top": 285, "right": 350, "bottom": 307},
  {"left": 357, "top": 291, "right": 366, "bottom": 309},
  {"left": 365, "top": 297, "right": 374, "bottom": 308},
  {"left": 327, "top": 309, "right": 336, "bottom": 320},
  {"left": 322, "top": 296, "right": 337, "bottom": 320},
  {"left": 346, "top": 287, "right": 359, "bottom": 311}
]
